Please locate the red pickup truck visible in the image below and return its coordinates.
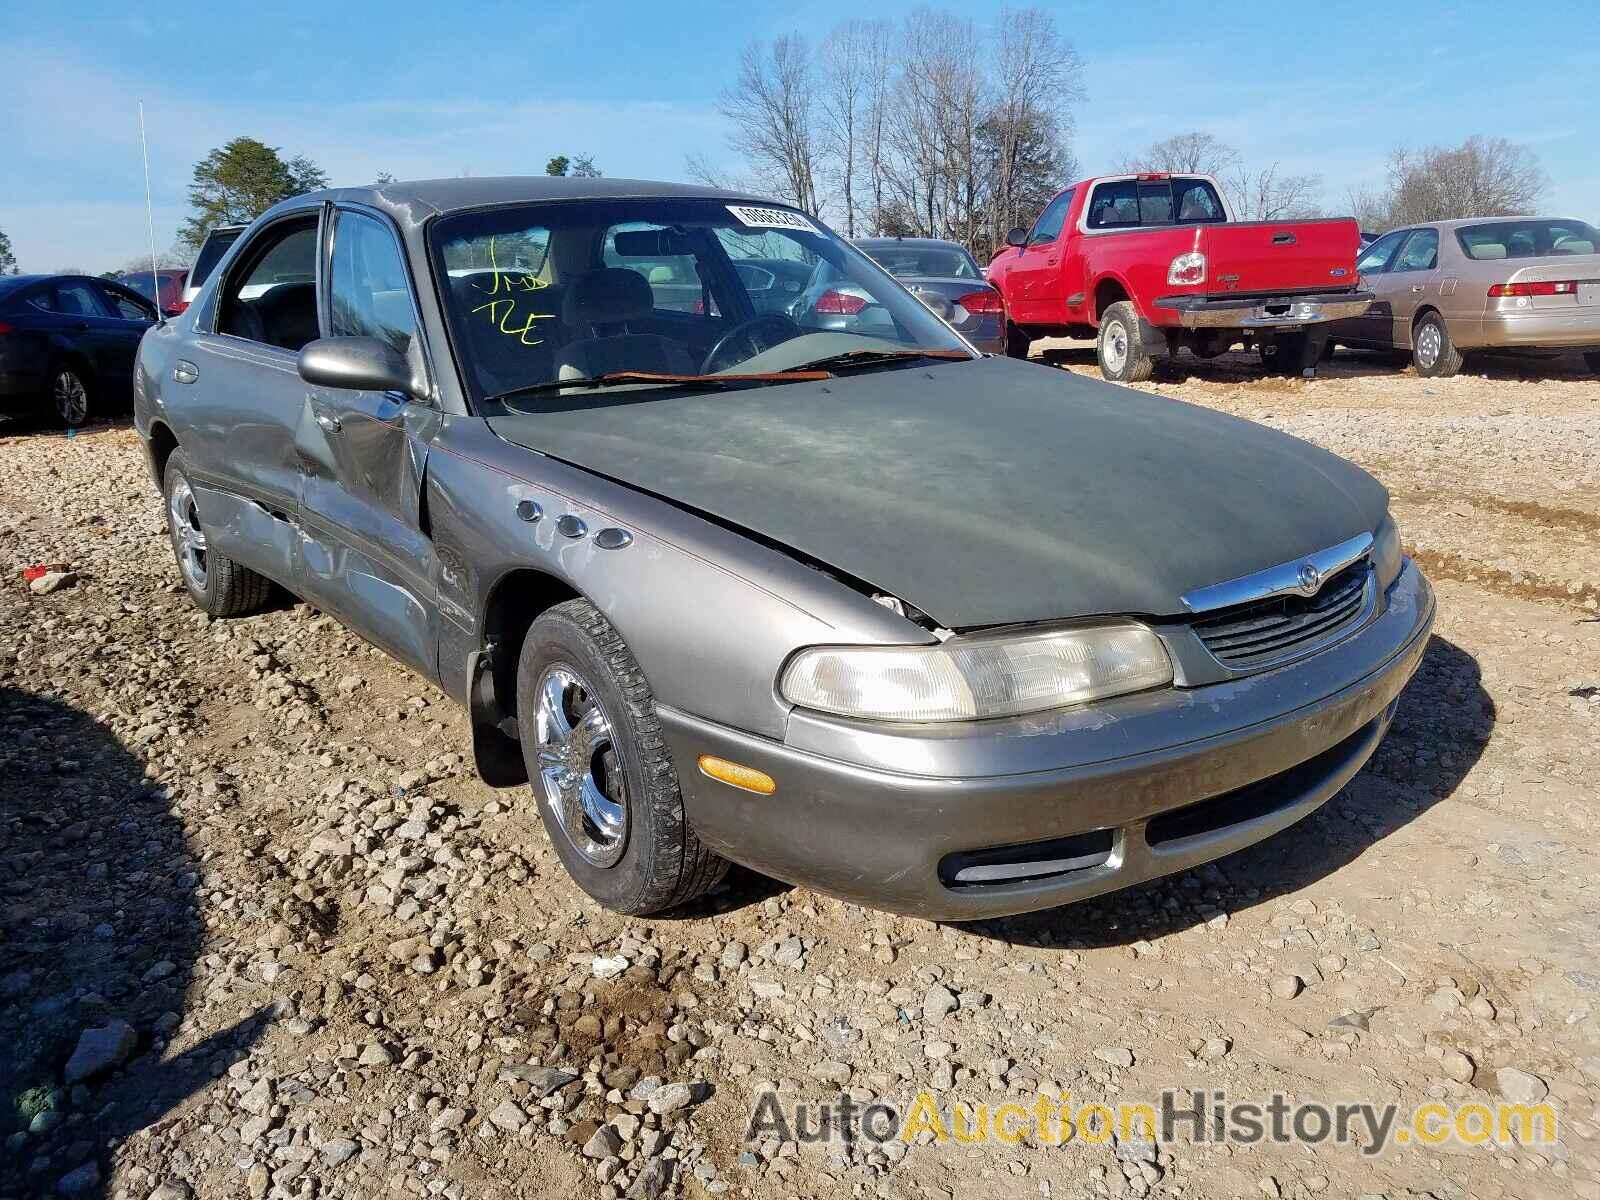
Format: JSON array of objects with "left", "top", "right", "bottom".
[{"left": 986, "top": 173, "right": 1372, "bottom": 381}]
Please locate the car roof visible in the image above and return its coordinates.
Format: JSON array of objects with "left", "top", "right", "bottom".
[
  {"left": 1400, "top": 216, "right": 1575, "bottom": 232},
  {"left": 279, "top": 176, "right": 779, "bottom": 227}
]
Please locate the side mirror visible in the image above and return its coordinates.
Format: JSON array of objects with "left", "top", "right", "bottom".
[
  {"left": 1005, "top": 227, "right": 1029, "bottom": 249},
  {"left": 298, "top": 336, "right": 414, "bottom": 396}
]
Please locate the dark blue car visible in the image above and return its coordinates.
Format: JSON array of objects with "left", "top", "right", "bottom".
[{"left": 0, "top": 273, "right": 158, "bottom": 425}]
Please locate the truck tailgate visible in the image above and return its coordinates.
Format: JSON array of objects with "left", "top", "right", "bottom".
[{"left": 1200, "top": 219, "right": 1361, "bottom": 295}]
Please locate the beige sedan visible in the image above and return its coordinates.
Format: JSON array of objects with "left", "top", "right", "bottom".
[{"left": 1330, "top": 217, "right": 1600, "bottom": 377}]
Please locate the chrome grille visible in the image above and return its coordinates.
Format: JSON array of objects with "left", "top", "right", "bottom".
[{"left": 1193, "top": 560, "right": 1373, "bottom": 670}]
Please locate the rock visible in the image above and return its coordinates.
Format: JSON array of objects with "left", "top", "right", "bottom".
[
  {"left": 1095, "top": 1047, "right": 1135, "bottom": 1068},
  {"left": 499, "top": 1064, "right": 580, "bottom": 1096},
  {"left": 489, "top": 1099, "right": 528, "bottom": 1131},
  {"left": 31, "top": 1110, "right": 64, "bottom": 1135},
  {"left": 1270, "top": 974, "right": 1303, "bottom": 1000},
  {"left": 148, "top": 1184, "right": 193, "bottom": 1200},
  {"left": 239, "top": 1078, "right": 275, "bottom": 1116},
  {"left": 922, "top": 983, "right": 959, "bottom": 1022},
  {"left": 56, "top": 1162, "right": 100, "bottom": 1195},
  {"left": 1441, "top": 1050, "right": 1475, "bottom": 1083},
  {"left": 583, "top": 1124, "right": 624, "bottom": 1159},
  {"left": 770, "top": 936, "right": 805, "bottom": 967},
  {"left": 626, "top": 1157, "right": 674, "bottom": 1200},
  {"left": 432, "top": 1107, "right": 468, "bottom": 1132},
  {"left": 811, "top": 1060, "right": 852, "bottom": 1085},
  {"left": 320, "top": 1137, "right": 360, "bottom": 1166},
  {"left": 1199, "top": 1037, "right": 1231, "bottom": 1061},
  {"left": 246, "top": 1166, "right": 270, "bottom": 1199},
  {"left": 721, "top": 941, "right": 748, "bottom": 969},
  {"left": 358, "top": 1041, "right": 395, "bottom": 1067},
  {"left": 923, "top": 1041, "right": 953, "bottom": 1060},
  {"left": 1495, "top": 1066, "right": 1548, "bottom": 1104},
  {"left": 64, "top": 1019, "right": 138, "bottom": 1083},
  {"left": 646, "top": 1081, "right": 704, "bottom": 1115},
  {"left": 592, "top": 955, "right": 630, "bottom": 979}
]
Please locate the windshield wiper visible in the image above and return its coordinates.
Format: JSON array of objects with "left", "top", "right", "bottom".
[
  {"left": 483, "top": 368, "right": 832, "bottom": 408},
  {"left": 784, "top": 348, "right": 974, "bottom": 374}
]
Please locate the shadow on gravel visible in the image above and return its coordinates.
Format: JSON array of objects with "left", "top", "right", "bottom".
[
  {"left": 965, "top": 635, "right": 1494, "bottom": 951},
  {"left": 0, "top": 687, "right": 265, "bottom": 1199},
  {"left": 1034, "top": 343, "right": 1598, "bottom": 384}
]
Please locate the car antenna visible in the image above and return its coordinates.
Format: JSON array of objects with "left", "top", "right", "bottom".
[{"left": 138, "top": 100, "right": 163, "bottom": 324}]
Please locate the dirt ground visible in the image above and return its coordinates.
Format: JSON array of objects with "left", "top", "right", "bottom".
[{"left": 2, "top": 346, "right": 1597, "bottom": 1200}]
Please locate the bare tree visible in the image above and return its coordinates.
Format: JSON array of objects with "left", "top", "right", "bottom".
[
  {"left": 985, "top": 7, "right": 1082, "bottom": 252},
  {"left": 1230, "top": 162, "right": 1323, "bottom": 221},
  {"left": 1355, "top": 137, "right": 1545, "bottom": 230},
  {"left": 1114, "top": 131, "right": 1239, "bottom": 177},
  {"left": 817, "top": 22, "right": 871, "bottom": 236},
  {"left": 717, "top": 36, "right": 822, "bottom": 213}
]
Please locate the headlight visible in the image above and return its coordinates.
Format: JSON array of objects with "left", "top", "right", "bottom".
[
  {"left": 1373, "top": 513, "right": 1403, "bottom": 589},
  {"left": 780, "top": 623, "right": 1173, "bottom": 722}
]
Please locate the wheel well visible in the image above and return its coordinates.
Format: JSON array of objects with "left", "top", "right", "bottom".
[
  {"left": 481, "top": 568, "right": 582, "bottom": 721},
  {"left": 1412, "top": 305, "right": 1441, "bottom": 329},
  {"left": 1093, "top": 278, "right": 1130, "bottom": 322},
  {"left": 148, "top": 421, "right": 179, "bottom": 484}
]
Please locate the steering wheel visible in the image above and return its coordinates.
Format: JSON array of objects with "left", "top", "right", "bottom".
[{"left": 700, "top": 314, "right": 804, "bottom": 374}]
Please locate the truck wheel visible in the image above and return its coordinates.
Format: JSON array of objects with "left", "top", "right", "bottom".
[
  {"left": 517, "top": 599, "right": 728, "bottom": 915},
  {"left": 163, "top": 450, "right": 275, "bottom": 618},
  {"left": 1412, "top": 312, "right": 1464, "bottom": 378},
  {"left": 1004, "top": 321, "right": 1031, "bottom": 360},
  {"left": 1097, "top": 302, "right": 1154, "bottom": 382},
  {"left": 1258, "top": 334, "right": 1311, "bottom": 376},
  {"left": 1585, "top": 351, "right": 1600, "bottom": 375}
]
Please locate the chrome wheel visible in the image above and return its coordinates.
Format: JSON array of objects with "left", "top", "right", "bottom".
[
  {"left": 168, "top": 477, "right": 208, "bottom": 591},
  {"left": 1102, "top": 320, "right": 1128, "bottom": 375},
  {"left": 53, "top": 369, "right": 88, "bottom": 425},
  {"left": 1415, "top": 322, "right": 1442, "bottom": 370},
  {"left": 533, "top": 665, "right": 627, "bottom": 867}
]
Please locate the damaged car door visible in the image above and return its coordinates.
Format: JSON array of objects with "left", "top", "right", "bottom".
[{"left": 295, "top": 206, "right": 439, "bottom": 677}]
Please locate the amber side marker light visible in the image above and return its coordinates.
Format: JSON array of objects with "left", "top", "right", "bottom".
[{"left": 697, "top": 756, "right": 777, "bottom": 795}]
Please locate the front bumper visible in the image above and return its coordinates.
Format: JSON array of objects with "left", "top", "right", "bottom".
[
  {"left": 1156, "top": 290, "right": 1374, "bottom": 330},
  {"left": 663, "top": 560, "right": 1434, "bottom": 920}
]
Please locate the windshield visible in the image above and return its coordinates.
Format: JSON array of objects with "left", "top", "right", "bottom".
[
  {"left": 429, "top": 198, "right": 971, "bottom": 413},
  {"left": 1456, "top": 219, "right": 1600, "bottom": 261},
  {"left": 857, "top": 241, "right": 980, "bottom": 279}
]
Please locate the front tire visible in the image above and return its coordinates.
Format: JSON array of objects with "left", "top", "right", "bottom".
[
  {"left": 517, "top": 599, "right": 727, "bottom": 915},
  {"left": 162, "top": 451, "right": 274, "bottom": 617},
  {"left": 50, "top": 363, "right": 92, "bottom": 427},
  {"left": 1412, "top": 312, "right": 1464, "bottom": 378},
  {"left": 1097, "top": 301, "right": 1153, "bottom": 382},
  {"left": 1004, "top": 320, "right": 1031, "bottom": 360}
]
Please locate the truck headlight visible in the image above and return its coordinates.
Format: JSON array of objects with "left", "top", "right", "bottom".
[{"left": 780, "top": 623, "right": 1173, "bottom": 722}]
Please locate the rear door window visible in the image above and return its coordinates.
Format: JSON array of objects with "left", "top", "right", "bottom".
[
  {"left": 1392, "top": 228, "right": 1439, "bottom": 272},
  {"left": 51, "top": 279, "right": 114, "bottom": 318},
  {"left": 190, "top": 229, "right": 243, "bottom": 291},
  {"left": 97, "top": 282, "right": 156, "bottom": 321}
]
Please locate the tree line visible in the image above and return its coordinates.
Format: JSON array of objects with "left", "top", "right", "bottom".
[{"left": 690, "top": 8, "right": 1083, "bottom": 260}]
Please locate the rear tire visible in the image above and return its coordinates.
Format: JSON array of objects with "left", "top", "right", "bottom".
[
  {"left": 1583, "top": 350, "right": 1600, "bottom": 375},
  {"left": 50, "top": 362, "right": 92, "bottom": 427},
  {"left": 1097, "top": 301, "right": 1153, "bottom": 382},
  {"left": 516, "top": 599, "right": 727, "bottom": 915},
  {"left": 162, "top": 450, "right": 274, "bottom": 617},
  {"left": 1258, "top": 334, "right": 1311, "bottom": 376},
  {"left": 1004, "top": 321, "right": 1031, "bottom": 360},
  {"left": 1412, "top": 312, "right": 1464, "bottom": 378}
]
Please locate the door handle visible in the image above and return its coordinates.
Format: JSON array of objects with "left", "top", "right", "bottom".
[
  {"left": 1410, "top": 285, "right": 1426, "bottom": 293},
  {"left": 172, "top": 360, "right": 198, "bottom": 385},
  {"left": 316, "top": 412, "right": 342, "bottom": 434}
]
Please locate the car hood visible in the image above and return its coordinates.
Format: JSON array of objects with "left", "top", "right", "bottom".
[{"left": 487, "top": 356, "right": 1387, "bottom": 629}]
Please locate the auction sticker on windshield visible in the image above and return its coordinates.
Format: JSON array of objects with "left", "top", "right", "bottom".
[{"left": 727, "top": 205, "right": 818, "bottom": 234}]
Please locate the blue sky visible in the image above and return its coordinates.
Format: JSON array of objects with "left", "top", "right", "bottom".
[{"left": 2, "top": 0, "right": 1594, "bottom": 271}]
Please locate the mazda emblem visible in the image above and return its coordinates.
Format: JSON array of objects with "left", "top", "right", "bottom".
[{"left": 1295, "top": 563, "right": 1322, "bottom": 596}]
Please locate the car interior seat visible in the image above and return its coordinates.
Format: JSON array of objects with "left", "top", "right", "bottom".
[{"left": 555, "top": 268, "right": 695, "bottom": 379}]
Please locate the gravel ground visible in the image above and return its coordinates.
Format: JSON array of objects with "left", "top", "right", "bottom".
[{"left": 2, "top": 350, "right": 1597, "bottom": 1200}]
